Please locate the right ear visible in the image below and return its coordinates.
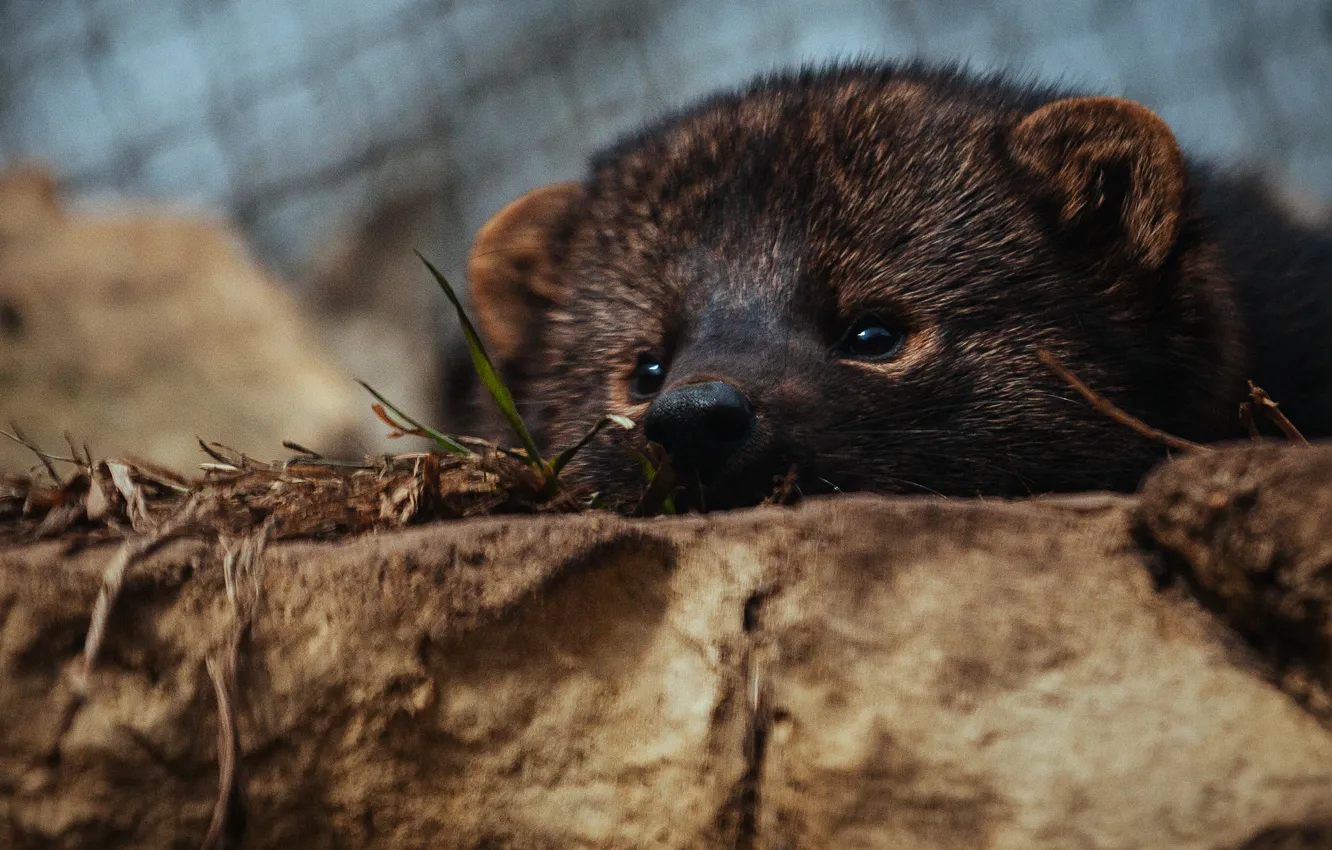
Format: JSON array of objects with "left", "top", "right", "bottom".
[
  {"left": 467, "top": 182, "right": 584, "bottom": 370},
  {"left": 1006, "top": 96, "right": 1186, "bottom": 270}
]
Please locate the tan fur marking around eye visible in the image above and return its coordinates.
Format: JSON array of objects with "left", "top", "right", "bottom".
[{"left": 843, "top": 324, "right": 943, "bottom": 376}]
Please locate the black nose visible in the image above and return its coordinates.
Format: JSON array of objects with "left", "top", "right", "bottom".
[{"left": 643, "top": 381, "right": 755, "bottom": 479}]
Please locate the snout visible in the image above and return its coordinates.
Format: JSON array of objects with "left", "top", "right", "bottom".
[{"left": 642, "top": 380, "right": 756, "bottom": 483}]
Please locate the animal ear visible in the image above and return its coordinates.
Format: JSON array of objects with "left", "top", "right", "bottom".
[
  {"left": 467, "top": 182, "right": 584, "bottom": 368},
  {"left": 1007, "top": 96, "right": 1186, "bottom": 269}
]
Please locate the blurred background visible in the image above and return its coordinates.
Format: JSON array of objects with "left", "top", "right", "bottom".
[{"left": 2, "top": 0, "right": 1331, "bottom": 473}]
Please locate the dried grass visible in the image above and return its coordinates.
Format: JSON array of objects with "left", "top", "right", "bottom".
[{"left": 1, "top": 436, "right": 590, "bottom": 548}]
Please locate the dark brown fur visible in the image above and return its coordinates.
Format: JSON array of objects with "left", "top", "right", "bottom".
[{"left": 464, "top": 62, "right": 1332, "bottom": 509}]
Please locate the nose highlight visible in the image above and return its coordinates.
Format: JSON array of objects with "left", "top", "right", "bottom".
[{"left": 643, "top": 381, "right": 755, "bottom": 479}]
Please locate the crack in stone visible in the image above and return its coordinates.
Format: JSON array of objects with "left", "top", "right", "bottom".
[{"left": 736, "top": 584, "right": 776, "bottom": 849}]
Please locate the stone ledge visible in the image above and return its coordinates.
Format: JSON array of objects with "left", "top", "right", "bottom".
[{"left": 2, "top": 444, "right": 1331, "bottom": 848}]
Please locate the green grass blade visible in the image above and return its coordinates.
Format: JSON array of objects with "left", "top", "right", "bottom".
[
  {"left": 356, "top": 379, "right": 472, "bottom": 455},
  {"left": 623, "top": 444, "right": 676, "bottom": 516},
  {"left": 550, "top": 414, "right": 635, "bottom": 477},
  {"left": 632, "top": 456, "right": 677, "bottom": 517},
  {"left": 416, "top": 251, "right": 546, "bottom": 472}
]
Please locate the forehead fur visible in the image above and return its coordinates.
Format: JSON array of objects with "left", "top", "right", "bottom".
[
  {"left": 555, "top": 63, "right": 1080, "bottom": 324},
  {"left": 588, "top": 64, "right": 1065, "bottom": 201},
  {"left": 590, "top": 62, "right": 1066, "bottom": 174}
]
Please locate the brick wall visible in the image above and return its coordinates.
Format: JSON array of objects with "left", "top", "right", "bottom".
[{"left": 2, "top": 0, "right": 1330, "bottom": 288}]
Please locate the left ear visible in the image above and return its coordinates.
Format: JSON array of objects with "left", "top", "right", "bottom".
[
  {"left": 467, "top": 182, "right": 584, "bottom": 370},
  {"left": 1007, "top": 96, "right": 1186, "bottom": 269}
]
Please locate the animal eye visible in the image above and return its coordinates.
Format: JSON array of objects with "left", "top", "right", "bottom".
[
  {"left": 630, "top": 353, "right": 667, "bottom": 400},
  {"left": 836, "top": 315, "right": 906, "bottom": 361}
]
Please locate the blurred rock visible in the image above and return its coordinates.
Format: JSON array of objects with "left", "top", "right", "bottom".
[
  {"left": 300, "top": 193, "right": 457, "bottom": 454},
  {"left": 0, "top": 165, "right": 374, "bottom": 475}
]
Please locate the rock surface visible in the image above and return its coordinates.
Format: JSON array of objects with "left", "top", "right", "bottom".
[
  {"left": 2, "top": 444, "right": 1332, "bottom": 848},
  {"left": 1139, "top": 443, "right": 1332, "bottom": 722}
]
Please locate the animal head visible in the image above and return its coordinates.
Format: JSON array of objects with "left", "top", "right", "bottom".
[{"left": 467, "top": 64, "right": 1244, "bottom": 509}]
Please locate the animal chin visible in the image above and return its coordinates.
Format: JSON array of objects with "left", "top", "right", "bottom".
[
  {"left": 664, "top": 449, "right": 802, "bottom": 510},
  {"left": 671, "top": 478, "right": 772, "bottom": 511}
]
